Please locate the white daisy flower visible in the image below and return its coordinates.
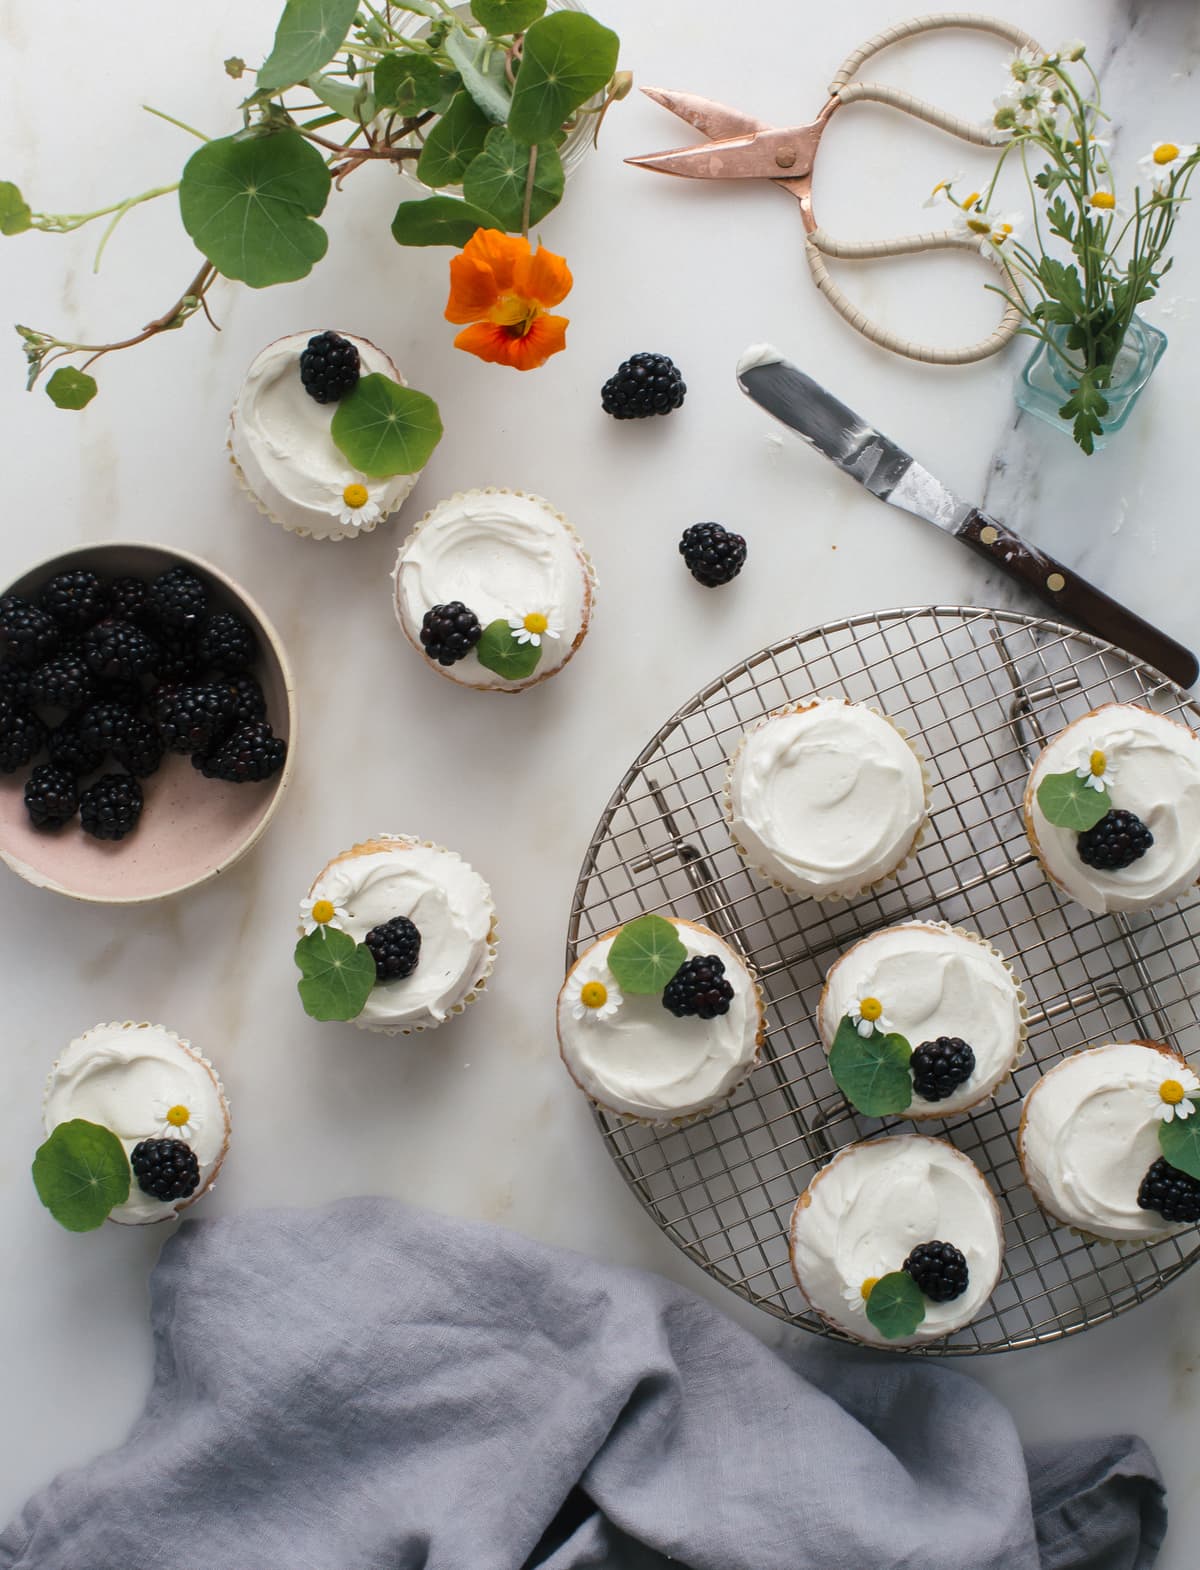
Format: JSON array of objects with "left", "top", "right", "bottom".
[
  {"left": 1086, "top": 189, "right": 1124, "bottom": 219},
  {"left": 154, "top": 1100, "right": 199, "bottom": 1141},
  {"left": 978, "top": 212, "right": 1022, "bottom": 254},
  {"left": 922, "top": 172, "right": 965, "bottom": 209},
  {"left": 569, "top": 958, "right": 623, "bottom": 1024},
  {"left": 299, "top": 895, "right": 350, "bottom": 935},
  {"left": 338, "top": 482, "right": 382, "bottom": 532},
  {"left": 1006, "top": 46, "right": 1047, "bottom": 84},
  {"left": 952, "top": 191, "right": 994, "bottom": 243},
  {"left": 848, "top": 996, "right": 893, "bottom": 1038},
  {"left": 842, "top": 1273, "right": 884, "bottom": 1310},
  {"left": 1151, "top": 1068, "right": 1200, "bottom": 1122},
  {"left": 1075, "top": 748, "right": 1114, "bottom": 792},
  {"left": 1138, "top": 142, "right": 1198, "bottom": 193},
  {"left": 1059, "top": 40, "right": 1086, "bottom": 62},
  {"left": 508, "top": 611, "right": 562, "bottom": 648}
]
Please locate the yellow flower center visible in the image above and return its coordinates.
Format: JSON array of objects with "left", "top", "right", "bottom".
[
  {"left": 523, "top": 612, "right": 549, "bottom": 636},
  {"left": 342, "top": 483, "right": 369, "bottom": 509},
  {"left": 311, "top": 899, "right": 336, "bottom": 925},
  {"left": 1160, "top": 1079, "right": 1185, "bottom": 1106},
  {"left": 491, "top": 292, "right": 543, "bottom": 339},
  {"left": 966, "top": 216, "right": 991, "bottom": 234},
  {"left": 859, "top": 997, "right": 883, "bottom": 1022},
  {"left": 580, "top": 981, "right": 608, "bottom": 1010},
  {"left": 1089, "top": 750, "right": 1107, "bottom": 778},
  {"left": 860, "top": 1277, "right": 880, "bottom": 1301},
  {"left": 166, "top": 1104, "right": 190, "bottom": 1128},
  {"left": 1090, "top": 191, "right": 1116, "bottom": 210},
  {"left": 1154, "top": 143, "right": 1180, "bottom": 165},
  {"left": 963, "top": 191, "right": 982, "bottom": 210}
]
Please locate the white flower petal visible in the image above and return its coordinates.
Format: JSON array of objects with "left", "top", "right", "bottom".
[
  {"left": 857, "top": 1019, "right": 874, "bottom": 1038},
  {"left": 1176, "top": 1098, "right": 1196, "bottom": 1120}
]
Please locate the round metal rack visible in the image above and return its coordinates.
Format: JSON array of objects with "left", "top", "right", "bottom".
[{"left": 566, "top": 606, "right": 1200, "bottom": 1353}]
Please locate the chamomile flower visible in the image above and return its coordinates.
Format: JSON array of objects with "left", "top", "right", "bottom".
[
  {"left": 1006, "top": 46, "right": 1047, "bottom": 84},
  {"left": 154, "top": 1100, "right": 199, "bottom": 1141},
  {"left": 953, "top": 192, "right": 995, "bottom": 242},
  {"left": 848, "top": 996, "right": 893, "bottom": 1038},
  {"left": 923, "top": 172, "right": 965, "bottom": 209},
  {"left": 1076, "top": 748, "right": 1114, "bottom": 792},
  {"left": 508, "top": 610, "right": 562, "bottom": 648},
  {"left": 978, "top": 212, "right": 1022, "bottom": 253},
  {"left": 299, "top": 895, "right": 350, "bottom": 935},
  {"left": 338, "top": 482, "right": 382, "bottom": 532},
  {"left": 1150, "top": 1068, "right": 1200, "bottom": 1122},
  {"left": 843, "top": 1274, "right": 884, "bottom": 1310},
  {"left": 1087, "top": 189, "right": 1124, "bottom": 218},
  {"left": 1138, "top": 142, "right": 1198, "bottom": 193},
  {"left": 569, "top": 958, "right": 623, "bottom": 1024}
]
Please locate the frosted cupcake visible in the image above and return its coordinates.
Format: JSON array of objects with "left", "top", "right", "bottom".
[
  {"left": 36, "top": 1021, "right": 231, "bottom": 1229},
  {"left": 392, "top": 488, "right": 596, "bottom": 692},
  {"left": 1024, "top": 702, "right": 1200, "bottom": 914},
  {"left": 557, "top": 914, "right": 764, "bottom": 1123},
  {"left": 789, "top": 1135, "right": 1004, "bottom": 1346},
  {"left": 724, "top": 698, "right": 928, "bottom": 901},
  {"left": 296, "top": 835, "right": 497, "bottom": 1034},
  {"left": 1019, "top": 1041, "right": 1200, "bottom": 1242},
  {"left": 229, "top": 330, "right": 442, "bottom": 541}
]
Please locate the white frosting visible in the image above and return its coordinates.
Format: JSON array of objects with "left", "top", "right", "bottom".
[
  {"left": 42, "top": 1023, "right": 228, "bottom": 1225},
  {"left": 727, "top": 700, "right": 927, "bottom": 899},
  {"left": 558, "top": 923, "right": 760, "bottom": 1121},
  {"left": 1027, "top": 705, "right": 1200, "bottom": 914},
  {"left": 736, "top": 342, "right": 785, "bottom": 377},
  {"left": 393, "top": 490, "right": 591, "bottom": 690},
  {"left": 819, "top": 923, "right": 1024, "bottom": 1117},
  {"left": 789, "top": 1136, "right": 1004, "bottom": 1346},
  {"left": 229, "top": 332, "right": 420, "bottom": 540},
  {"left": 1020, "top": 1042, "right": 1192, "bottom": 1241},
  {"left": 308, "top": 839, "right": 495, "bottom": 1031}
]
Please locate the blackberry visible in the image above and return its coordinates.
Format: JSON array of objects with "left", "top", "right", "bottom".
[
  {"left": 79, "top": 773, "right": 143, "bottom": 840},
  {"left": 216, "top": 673, "right": 267, "bottom": 725},
  {"left": 154, "top": 683, "right": 235, "bottom": 754},
  {"left": 0, "top": 702, "right": 47, "bottom": 773},
  {"left": 24, "top": 763, "right": 79, "bottom": 830},
  {"left": 113, "top": 715, "right": 164, "bottom": 778},
  {"left": 662, "top": 954, "right": 735, "bottom": 1019},
  {"left": 39, "top": 569, "right": 107, "bottom": 631},
  {"left": 83, "top": 619, "right": 159, "bottom": 682},
  {"left": 27, "top": 654, "right": 95, "bottom": 711},
  {"left": 193, "top": 720, "right": 286, "bottom": 783},
  {"left": 0, "top": 666, "right": 29, "bottom": 706},
  {"left": 197, "top": 611, "right": 257, "bottom": 673},
  {"left": 1077, "top": 809, "right": 1154, "bottom": 871},
  {"left": 902, "top": 1240, "right": 969, "bottom": 1303},
  {"left": 130, "top": 1138, "right": 200, "bottom": 1202},
  {"left": 419, "top": 602, "right": 483, "bottom": 666},
  {"left": 910, "top": 1036, "right": 976, "bottom": 1103},
  {"left": 601, "top": 352, "right": 686, "bottom": 419},
  {"left": 0, "top": 596, "right": 60, "bottom": 668},
  {"left": 1137, "top": 1157, "right": 1200, "bottom": 1224},
  {"left": 78, "top": 702, "right": 140, "bottom": 762},
  {"left": 47, "top": 715, "right": 105, "bottom": 776},
  {"left": 364, "top": 915, "right": 422, "bottom": 981},
  {"left": 93, "top": 677, "right": 148, "bottom": 712},
  {"left": 147, "top": 565, "right": 208, "bottom": 633},
  {"left": 152, "top": 628, "right": 203, "bottom": 684},
  {"left": 299, "top": 330, "right": 360, "bottom": 403},
  {"left": 107, "top": 576, "right": 151, "bottom": 625},
  {"left": 680, "top": 522, "right": 747, "bottom": 588}
]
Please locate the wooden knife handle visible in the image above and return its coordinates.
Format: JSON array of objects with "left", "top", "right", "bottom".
[{"left": 957, "top": 508, "right": 1198, "bottom": 690}]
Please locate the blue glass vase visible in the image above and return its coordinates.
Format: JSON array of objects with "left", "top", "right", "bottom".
[{"left": 1014, "top": 314, "right": 1167, "bottom": 450}]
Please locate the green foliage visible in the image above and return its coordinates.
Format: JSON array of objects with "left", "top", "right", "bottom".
[
  {"left": 417, "top": 90, "right": 493, "bottom": 187},
  {"left": 1058, "top": 372, "right": 1110, "bottom": 457},
  {"left": 257, "top": 0, "right": 359, "bottom": 91},
  {"left": 463, "top": 127, "right": 563, "bottom": 231},
  {"left": 475, "top": 619, "right": 543, "bottom": 681},
  {"left": 445, "top": 26, "right": 512, "bottom": 124},
  {"left": 225, "top": 57, "right": 247, "bottom": 79},
  {"left": 45, "top": 367, "right": 98, "bottom": 409},
  {"left": 508, "top": 11, "right": 619, "bottom": 144},
  {"left": 374, "top": 53, "right": 446, "bottom": 115},
  {"left": 864, "top": 1271, "right": 927, "bottom": 1340},
  {"left": 472, "top": 0, "right": 546, "bottom": 33},
  {"left": 0, "top": 180, "right": 32, "bottom": 235},
  {"left": 295, "top": 927, "right": 377, "bottom": 1022},
  {"left": 32, "top": 1120, "right": 131, "bottom": 1232},
  {"left": 392, "top": 195, "right": 500, "bottom": 247},
  {"left": 1035, "top": 769, "right": 1111, "bottom": 829},
  {"left": 330, "top": 373, "right": 443, "bottom": 478},
  {"left": 307, "top": 72, "right": 374, "bottom": 123},
  {"left": 828, "top": 1017, "right": 913, "bottom": 1117},
  {"left": 607, "top": 915, "right": 688, "bottom": 996},
  {"left": 1159, "top": 1104, "right": 1200, "bottom": 1182}
]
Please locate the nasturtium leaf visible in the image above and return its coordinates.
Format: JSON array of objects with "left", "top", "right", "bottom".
[
  {"left": 0, "top": 180, "right": 32, "bottom": 235},
  {"left": 1159, "top": 1103, "right": 1200, "bottom": 1182},
  {"left": 1035, "top": 770, "right": 1111, "bottom": 832},
  {"left": 391, "top": 195, "right": 502, "bottom": 247},
  {"left": 475, "top": 620, "right": 543, "bottom": 682},
  {"left": 416, "top": 91, "right": 492, "bottom": 188},
  {"left": 864, "top": 1271, "right": 926, "bottom": 1341},
  {"left": 392, "top": 0, "right": 437, "bottom": 13},
  {"left": 32, "top": 1119, "right": 130, "bottom": 1232},
  {"left": 295, "top": 927, "right": 377, "bottom": 1022},
  {"left": 330, "top": 373, "right": 443, "bottom": 478},
  {"left": 607, "top": 914, "right": 688, "bottom": 996},
  {"left": 462, "top": 127, "right": 563, "bottom": 231},
  {"left": 375, "top": 53, "right": 446, "bottom": 115},
  {"left": 307, "top": 72, "right": 375, "bottom": 123},
  {"left": 508, "top": 10, "right": 619, "bottom": 144},
  {"left": 828, "top": 1017, "right": 913, "bottom": 1117},
  {"left": 45, "top": 367, "right": 98, "bottom": 410},
  {"left": 445, "top": 26, "right": 512, "bottom": 123},
  {"left": 256, "top": 0, "right": 359, "bottom": 91},
  {"left": 179, "top": 131, "right": 330, "bottom": 287},
  {"left": 471, "top": 0, "right": 546, "bottom": 35}
]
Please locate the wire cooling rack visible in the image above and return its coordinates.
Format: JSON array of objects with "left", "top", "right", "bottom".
[{"left": 565, "top": 607, "right": 1200, "bottom": 1354}]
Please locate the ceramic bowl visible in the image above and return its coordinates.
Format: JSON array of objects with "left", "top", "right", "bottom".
[{"left": 0, "top": 541, "right": 295, "bottom": 904}]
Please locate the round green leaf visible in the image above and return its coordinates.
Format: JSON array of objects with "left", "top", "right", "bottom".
[
  {"left": 471, "top": 0, "right": 546, "bottom": 35},
  {"left": 33, "top": 1119, "right": 130, "bottom": 1232},
  {"left": 828, "top": 1016, "right": 913, "bottom": 1117},
  {"left": 392, "top": 195, "right": 501, "bottom": 247},
  {"left": 865, "top": 1270, "right": 927, "bottom": 1341},
  {"left": 508, "top": 11, "right": 619, "bottom": 144},
  {"left": 462, "top": 127, "right": 563, "bottom": 232},
  {"left": 0, "top": 180, "right": 32, "bottom": 236},
  {"left": 45, "top": 367, "right": 98, "bottom": 410},
  {"left": 307, "top": 71, "right": 375, "bottom": 123},
  {"left": 295, "top": 927, "right": 377, "bottom": 1022},
  {"left": 416, "top": 91, "right": 493, "bottom": 188},
  {"left": 257, "top": 0, "right": 360, "bottom": 92},
  {"left": 1159, "top": 1102, "right": 1200, "bottom": 1182},
  {"left": 179, "top": 131, "right": 331, "bottom": 288},
  {"left": 1035, "top": 770, "right": 1111, "bottom": 832},
  {"left": 444, "top": 26, "right": 512, "bottom": 123},
  {"left": 375, "top": 53, "right": 447, "bottom": 115},
  {"left": 607, "top": 915, "right": 688, "bottom": 996},
  {"left": 475, "top": 619, "right": 543, "bottom": 682},
  {"left": 330, "top": 373, "right": 443, "bottom": 478}
]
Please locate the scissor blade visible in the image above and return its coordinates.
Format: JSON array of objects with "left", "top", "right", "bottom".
[
  {"left": 626, "top": 133, "right": 766, "bottom": 180},
  {"left": 638, "top": 85, "right": 770, "bottom": 141}
]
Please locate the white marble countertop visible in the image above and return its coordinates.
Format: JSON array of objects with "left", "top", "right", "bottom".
[{"left": 2, "top": 0, "right": 1199, "bottom": 1557}]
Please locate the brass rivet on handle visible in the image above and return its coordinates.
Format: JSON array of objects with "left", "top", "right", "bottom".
[
  {"left": 775, "top": 147, "right": 797, "bottom": 169},
  {"left": 979, "top": 525, "right": 999, "bottom": 545},
  {"left": 1047, "top": 572, "right": 1066, "bottom": 592}
]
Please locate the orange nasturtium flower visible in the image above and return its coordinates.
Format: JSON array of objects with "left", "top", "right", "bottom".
[{"left": 445, "top": 229, "right": 572, "bottom": 371}]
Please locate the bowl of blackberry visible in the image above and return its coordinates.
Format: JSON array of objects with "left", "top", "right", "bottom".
[{"left": 0, "top": 542, "right": 294, "bottom": 902}]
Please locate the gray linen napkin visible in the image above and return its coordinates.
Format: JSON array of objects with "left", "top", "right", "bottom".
[{"left": 0, "top": 1197, "right": 1165, "bottom": 1570}]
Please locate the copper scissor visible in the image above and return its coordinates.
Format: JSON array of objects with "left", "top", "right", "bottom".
[{"left": 628, "top": 12, "right": 1042, "bottom": 365}]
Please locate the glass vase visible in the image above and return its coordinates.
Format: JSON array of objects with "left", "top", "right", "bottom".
[{"left": 1014, "top": 313, "right": 1168, "bottom": 451}]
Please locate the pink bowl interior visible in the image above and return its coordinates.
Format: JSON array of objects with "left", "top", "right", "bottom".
[{"left": 0, "top": 543, "right": 294, "bottom": 904}]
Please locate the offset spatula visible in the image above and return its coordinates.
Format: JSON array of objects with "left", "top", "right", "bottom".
[{"left": 737, "top": 346, "right": 1198, "bottom": 690}]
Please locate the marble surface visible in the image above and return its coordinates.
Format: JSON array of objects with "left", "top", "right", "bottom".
[{"left": 2, "top": 0, "right": 1199, "bottom": 1556}]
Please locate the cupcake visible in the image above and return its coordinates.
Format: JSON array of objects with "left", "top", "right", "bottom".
[
  {"left": 789, "top": 1135, "right": 1004, "bottom": 1346},
  {"left": 1023, "top": 702, "right": 1200, "bottom": 914},
  {"left": 1019, "top": 1041, "right": 1200, "bottom": 1242},
  {"left": 392, "top": 488, "right": 596, "bottom": 692},
  {"left": 556, "top": 914, "right": 764, "bottom": 1123},
  {"left": 724, "top": 698, "right": 928, "bottom": 901},
  {"left": 229, "top": 331, "right": 441, "bottom": 541},
  {"left": 817, "top": 921, "right": 1026, "bottom": 1120},
  {"left": 297, "top": 835, "right": 497, "bottom": 1034},
  {"left": 37, "top": 1021, "right": 230, "bottom": 1228}
]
